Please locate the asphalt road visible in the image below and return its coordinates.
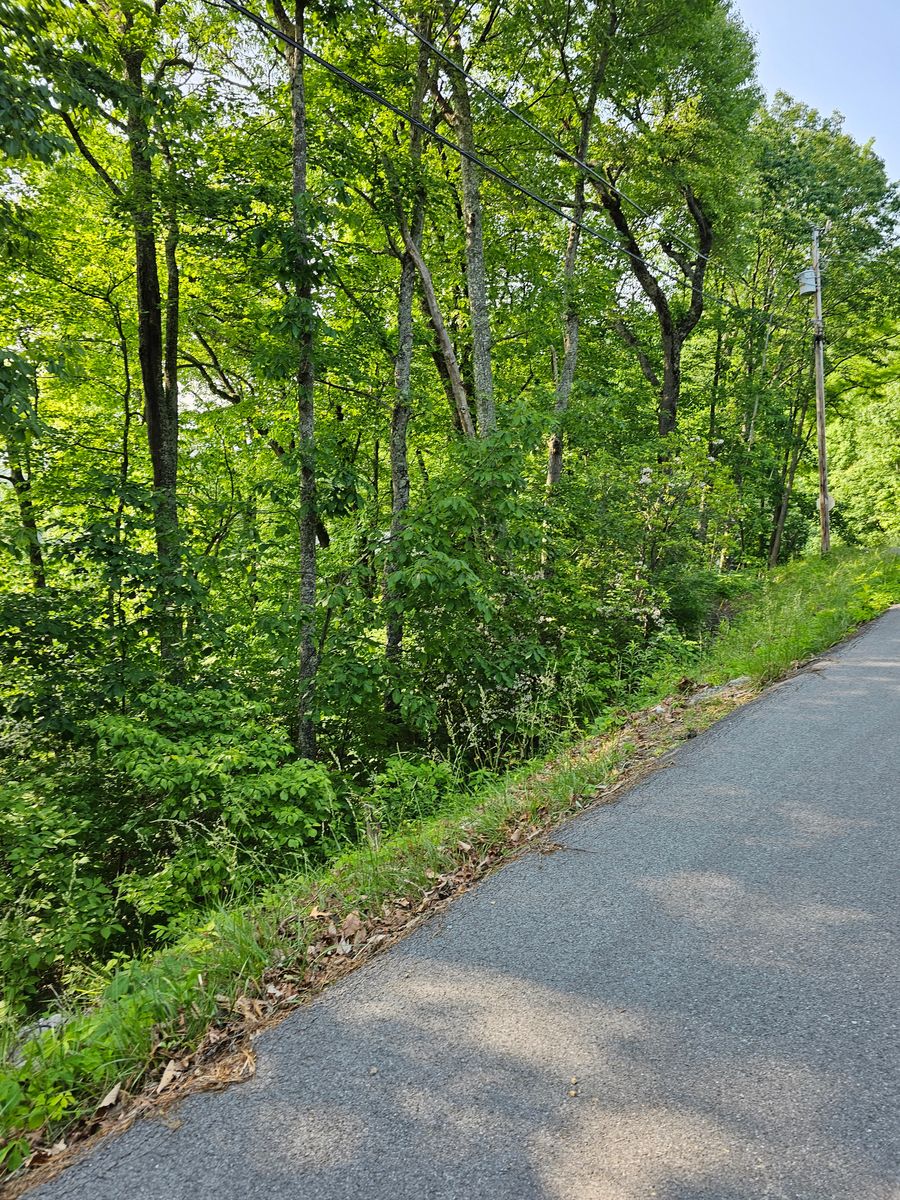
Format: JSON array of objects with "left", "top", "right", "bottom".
[{"left": 34, "top": 608, "right": 900, "bottom": 1200}]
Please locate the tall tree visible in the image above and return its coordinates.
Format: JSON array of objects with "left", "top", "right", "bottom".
[{"left": 273, "top": 0, "right": 320, "bottom": 757}]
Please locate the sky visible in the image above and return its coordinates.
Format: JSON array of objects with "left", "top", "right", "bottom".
[{"left": 735, "top": 0, "right": 900, "bottom": 180}]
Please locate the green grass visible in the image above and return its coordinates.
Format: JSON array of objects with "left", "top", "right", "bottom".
[
  {"left": 689, "top": 547, "right": 898, "bottom": 686},
  {"left": 2, "top": 546, "right": 897, "bottom": 1176}
]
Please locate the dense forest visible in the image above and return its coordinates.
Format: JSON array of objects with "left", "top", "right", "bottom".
[{"left": 1, "top": 0, "right": 899, "bottom": 1021}]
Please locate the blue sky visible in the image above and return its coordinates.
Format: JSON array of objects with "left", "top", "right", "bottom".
[{"left": 735, "top": 0, "right": 900, "bottom": 180}]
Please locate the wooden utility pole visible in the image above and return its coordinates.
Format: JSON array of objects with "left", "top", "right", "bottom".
[{"left": 811, "top": 227, "right": 831, "bottom": 553}]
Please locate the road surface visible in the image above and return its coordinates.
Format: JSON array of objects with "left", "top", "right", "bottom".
[{"left": 34, "top": 608, "right": 900, "bottom": 1200}]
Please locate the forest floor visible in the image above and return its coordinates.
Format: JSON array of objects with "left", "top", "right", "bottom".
[{"left": 22, "top": 604, "right": 900, "bottom": 1200}]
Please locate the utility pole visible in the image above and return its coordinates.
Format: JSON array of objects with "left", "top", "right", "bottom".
[
  {"left": 799, "top": 231, "right": 832, "bottom": 553},
  {"left": 811, "top": 227, "right": 831, "bottom": 553}
]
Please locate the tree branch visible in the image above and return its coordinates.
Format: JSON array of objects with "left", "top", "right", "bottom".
[
  {"left": 59, "top": 113, "right": 124, "bottom": 198},
  {"left": 612, "top": 317, "right": 661, "bottom": 389}
]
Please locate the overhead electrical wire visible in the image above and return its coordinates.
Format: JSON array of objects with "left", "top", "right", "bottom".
[
  {"left": 368, "top": 0, "right": 708, "bottom": 264},
  {"left": 213, "top": 0, "right": 770, "bottom": 326}
]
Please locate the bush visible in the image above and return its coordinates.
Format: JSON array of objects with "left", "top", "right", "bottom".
[
  {"left": 94, "top": 684, "right": 338, "bottom": 915},
  {"left": 0, "top": 683, "right": 337, "bottom": 1015},
  {"left": 362, "top": 755, "right": 460, "bottom": 836},
  {"left": 0, "top": 775, "right": 126, "bottom": 1012}
]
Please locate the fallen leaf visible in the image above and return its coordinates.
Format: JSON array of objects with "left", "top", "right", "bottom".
[
  {"left": 156, "top": 1059, "right": 181, "bottom": 1095},
  {"left": 233, "top": 996, "right": 265, "bottom": 1021},
  {"left": 336, "top": 938, "right": 353, "bottom": 955},
  {"left": 97, "top": 1082, "right": 121, "bottom": 1110},
  {"left": 457, "top": 841, "right": 473, "bottom": 853},
  {"left": 340, "top": 911, "right": 363, "bottom": 938}
]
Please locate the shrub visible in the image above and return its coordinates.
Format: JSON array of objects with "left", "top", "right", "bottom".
[
  {"left": 0, "top": 778, "right": 123, "bottom": 1012},
  {"left": 0, "top": 683, "right": 337, "bottom": 1014},
  {"left": 362, "top": 755, "right": 460, "bottom": 836}
]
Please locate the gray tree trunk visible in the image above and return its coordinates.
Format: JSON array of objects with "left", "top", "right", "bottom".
[
  {"left": 386, "top": 31, "right": 430, "bottom": 669},
  {"left": 544, "top": 45, "right": 611, "bottom": 490},
  {"left": 542, "top": 40, "right": 612, "bottom": 575},
  {"left": 386, "top": 253, "right": 415, "bottom": 667},
  {"left": 402, "top": 229, "right": 476, "bottom": 437},
  {"left": 445, "top": 25, "right": 495, "bottom": 436},
  {"left": 279, "top": 0, "right": 319, "bottom": 758}
]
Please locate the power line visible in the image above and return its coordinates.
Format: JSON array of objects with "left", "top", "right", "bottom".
[
  {"left": 212, "top": 0, "right": 779, "bottom": 335},
  {"left": 369, "top": 0, "right": 707, "bottom": 263},
  {"left": 214, "top": 0, "right": 707, "bottom": 298}
]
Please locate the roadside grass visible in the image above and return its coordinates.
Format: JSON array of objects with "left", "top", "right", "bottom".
[
  {"left": 689, "top": 548, "right": 899, "bottom": 685},
  {"left": 2, "top": 546, "right": 897, "bottom": 1181},
  {"left": 640, "top": 546, "right": 899, "bottom": 698}
]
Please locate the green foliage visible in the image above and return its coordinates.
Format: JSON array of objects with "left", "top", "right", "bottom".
[
  {"left": 363, "top": 754, "right": 460, "bottom": 834},
  {"left": 829, "top": 381, "right": 900, "bottom": 545},
  {"left": 0, "top": 779, "right": 119, "bottom": 1005},
  {"left": 0, "top": 684, "right": 336, "bottom": 1016}
]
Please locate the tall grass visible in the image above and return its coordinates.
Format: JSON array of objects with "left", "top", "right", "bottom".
[{"left": 695, "top": 548, "right": 898, "bottom": 685}]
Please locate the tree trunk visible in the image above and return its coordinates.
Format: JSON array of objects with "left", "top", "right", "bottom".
[
  {"left": 122, "top": 47, "right": 180, "bottom": 662},
  {"left": 659, "top": 331, "right": 681, "bottom": 438},
  {"left": 162, "top": 146, "right": 180, "bottom": 471},
  {"left": 542, "top": 52, "right": 609, "bottom": 575},
  {"left": 768, "top": 386, "right": 812, "bottom": 567},
  {"left": 403, "top": 229, "right": 476, "bottom": 437},
  {"left": 108, "top": 299, "right": 132, "bottom": 638},
  {"left": 7, "top": 445, "right": 45, "bottom": 589},
  {"left": 698, "top": 304, "right": 725, "bottom": 546},
  {"left": 597, "top": 182, "right": 713, "bottom": 440},
  {"left": 386, "top": 217, "right": 421, "bottom": 667},
  {"left": 387, "top": 27, "right": 429, "bottom": 672},
  {"left": 768, "top": 445, "right": 801, "bottom": 568},
  {"left": 386, "top": 251, "right": 415, "bottom": 667},
  {"left": 445, "top": 23, "right": 494, "bottom": 436},
  {"left": 283, "top": 0, "right": 318, "bottom": 759},
  {"left": 545, "top": 165, "right": 586, "bottom": 489}
]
